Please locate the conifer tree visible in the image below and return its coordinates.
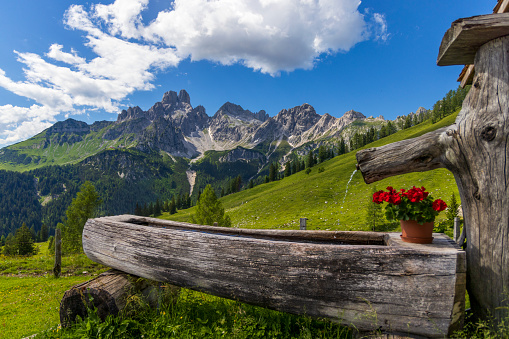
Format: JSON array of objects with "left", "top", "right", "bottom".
[
  {"left": 170, "top": 196, "right": 177, "bottom": 214},
  {"left": 154, "top": 199, "right": 161, "bottom": 216},
  {"left": 61, "top": 181, "right": 102, "bottom": 254},
  {"left": 39, "top": 223, "right": 49, "bottom": 242},
  {"left": 269, "top": 163, "right": 276, "bottom": 182},
  {"left": 15, "top": 223, "right": 36, "bottom": 256},
  {"left": 306, "top": 151, "right": 315, "bottom": 168},
  {"left": 365, "top": 187, "right": 385, "bottom": 231},
  {"left": 446, "top": 193, "right": 460, "bottom": 224},
  {"left": 192, "top": 185, "right": 231, "bottom": 227},
  {"left": 318, "top": 145, "right": 328, "bottom": 163},
  {"left": 284, "top": 161, "right": 292, "bottom": 177},
  {"left": 338, "top": 138, "right": 347, "bottom": 155},
  {"left": 3, "top": 233, "right": 16, "bottom": 256}
]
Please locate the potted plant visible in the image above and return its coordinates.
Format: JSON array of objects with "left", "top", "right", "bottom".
[{"left": 372, "top": 186, "right": 447, "bottom": 243}]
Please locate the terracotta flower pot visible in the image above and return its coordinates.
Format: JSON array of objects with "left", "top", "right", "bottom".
[{"left": 400, "top": 220, "right": 434, "bottom": 244}]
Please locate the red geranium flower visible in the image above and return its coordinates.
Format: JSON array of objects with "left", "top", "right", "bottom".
[
  {"left": 372, "top": 186, "right": 448, "bottom": 224},
  {"left": 432, "top": 199, "right": 447, "bottom": 212}
]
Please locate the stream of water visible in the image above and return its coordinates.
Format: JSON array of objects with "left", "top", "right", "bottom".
[{"left": 341, "top": 169, "right": 358, "bottom": 208}]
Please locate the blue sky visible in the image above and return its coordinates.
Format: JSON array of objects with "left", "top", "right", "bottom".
[{"left": 0, "top": 0, "right": 494, "bottom": 148}]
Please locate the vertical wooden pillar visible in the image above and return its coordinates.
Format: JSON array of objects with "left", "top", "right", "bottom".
[
  {"left": 453, "top": 217, "right": 461, "bottom": 243},
  {"left": 299, "top": 218, "right": 307, "bottom": 230},
  {"left": 54, "top": 229, "right": 61, "bottom": 278},
  {"left": 356, "top": 14, "right": 509, "bottom": 321}
]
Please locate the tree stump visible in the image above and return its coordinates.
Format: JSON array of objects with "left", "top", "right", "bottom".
[
  {"left": 59, "top": 269, "right": 180, "bottom": 327},
  {"left": 357, "top": 14, "right": 509, "bottom": 320}
]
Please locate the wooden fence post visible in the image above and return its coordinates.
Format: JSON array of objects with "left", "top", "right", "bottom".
[
  {"left": 54, "top": 229, "right": 61, "bottom": 278},
  {"left": 453, "top": 217, "right": 460, "bottom": 243},
  {"left": 300, "top": 218, "right": 307, "bottom": 230}
]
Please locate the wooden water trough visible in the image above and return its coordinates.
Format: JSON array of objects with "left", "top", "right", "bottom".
[{"left": 82, "top": 215, "right": 465, "bottom": 337}]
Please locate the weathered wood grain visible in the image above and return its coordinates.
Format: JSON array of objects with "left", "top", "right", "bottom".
[
  {"left": 60, "top": 269, "right": 179, "bottom": 327},
  {"left": 83, "top": 215, "right": 465, "bottom": 338},
  {"left": 356, "top": 127, "right": 449, "bottom": 184},
  {"left": 54, "top": 229, "right": 61, "bottom": 278},
  {"left": 456, "top": 0, "right": 509, "bottom": 87},
  {"left": 494, "top": 0, "right": 509, "bottom": 14},
  {"left": 437, "top": 13, "right": 509, "bottom": 66},
  {"left": 358, "top": 34, "right": 509, "bottom": 321}
]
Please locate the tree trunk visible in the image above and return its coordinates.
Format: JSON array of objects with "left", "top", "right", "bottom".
[
  {"left": 357, "top": 35, "right": 509, "bottom": 320},
  {"left": 59, "top": 269, "right": 179, "bottom": 327}
]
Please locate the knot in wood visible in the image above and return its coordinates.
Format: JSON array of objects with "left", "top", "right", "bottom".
[
  {"left": 473, "top": 78, "right": 481, "bottom": 89},
  {"left": 417, "top": 153, "right": 434, "bottom": 164},
  {"left": 480, "top": 125, "right": 497, "bottom": 141},
  {"left": 446, "top": 129, "right": 458, "bottom": 137}
]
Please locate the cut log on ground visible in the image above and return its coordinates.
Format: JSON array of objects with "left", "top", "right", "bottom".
[
  {"left": 83, "top": 215, "right": 465, "bottom": 338},
  {"left": 60, "top": 269, "right": 180, "bottom": 327}
]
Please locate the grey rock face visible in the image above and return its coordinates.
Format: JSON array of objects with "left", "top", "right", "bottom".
[
  {"left": 117, "top": 106, "right": 145, "bottom": 122},
  {"left": 274, "top": 103, "right": 321, "bottom": 136},
  {"left": 416, "top": 107, "right": 427, "bottom": 115},
  {"left": 218, "top": 147, "right": 266, "bottom": 163},
  {"left": 46, "top": 119, "right": 90, "bottom": 135},
  {"left": 136, "top": 116, "right": 194, "bottom": 156},
  {"left": 208, "top": 102, "right": 267, "bottom": 144}
]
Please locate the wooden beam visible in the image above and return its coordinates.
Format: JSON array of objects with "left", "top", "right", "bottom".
[
  {"left": 438, "top": 13, "right": 509, "bottom": 66},
  {"left": 356, "top": 127, "right": 448, "bottom": 184},
  {"left": 494, "top": 0, "right": 509, "bottom": 14},
  {"left": 457, "top": 0, "right": 509, "bottom": 86},
  {"left": 458, "top": 64, "right": 475, "bottom": 88}
]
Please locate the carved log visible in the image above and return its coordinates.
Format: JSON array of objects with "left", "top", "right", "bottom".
[
  {"left": 357, "top": 26, "right": 509, "bottom": 320},
  {"left": 59, "top": 269, "right": 180, "bottom": 327},
  {"left": 83, "top": 215, "right": 466, "bottom": 338}
]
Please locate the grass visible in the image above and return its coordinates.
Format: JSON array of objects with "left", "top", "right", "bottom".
[
  {"left": 0, "top": 241, "right": 108, "bottom": 339},
  {"left": 1, "top": 242, "right": 354, "bottom": 339},
  {"left": 161, "top": 113, "right": 461, "bottom": 232},
  {"left": 38, "top": 288, "right": 352, "bottom": 339}
]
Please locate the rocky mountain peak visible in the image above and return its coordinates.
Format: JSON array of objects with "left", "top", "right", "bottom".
[
  {"left": 275, "top": 103, "right": 320, "bottom": 129},
  {"left": 117, "top": 106, "right": 145, "bottom": 122},
  {"left": 178, "top": 89, "right": 191, "bottom": 105},
  {"left": 162, "top": 89, "right": 191, "bottom": 106},
  {"left": 415, "top": 107, "right": 427, "bottom": 115},
  {"left": 46, "top": 118, "right": 90, "bottom": 135},
  {"left": 162, "top": 91, "right": 178, "bottom": 105},
  {"left": 342, "top": 109, "right": 366, "bottom": 120},
  {"left": 215, "top": 102, "right": 268, "bottom": 122}
]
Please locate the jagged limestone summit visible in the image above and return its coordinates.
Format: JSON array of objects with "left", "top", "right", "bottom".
[{"left": 0, "top": 89, "right": 395, "bottom": 169}]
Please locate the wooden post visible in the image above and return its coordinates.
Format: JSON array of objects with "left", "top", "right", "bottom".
[
  {"left": 357, "top": 13, "right": 509, "bottom": 321},
  {"left": 53, "top": 228, "right": 61, "bottom": 278},
  {"left": 299, "top": 218, "right": 307, "bottom": 230},
  {"left": 454, "top": 217, "right": 461, "bottom": 243}
]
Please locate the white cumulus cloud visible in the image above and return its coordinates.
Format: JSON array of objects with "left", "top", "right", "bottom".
[{"left": 0, "top": 0, "right": 387, "bottom": 148}]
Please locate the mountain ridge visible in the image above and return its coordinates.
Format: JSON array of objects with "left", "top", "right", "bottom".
[{"left": 1, "top": 89, "right": 402, "bottom": 171}]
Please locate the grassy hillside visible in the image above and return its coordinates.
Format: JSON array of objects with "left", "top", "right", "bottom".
[
  {"left": 161, "top": 113, "right": 460, "bottom": 231},
  {"left": 0, "top": 124, "right": 138, "bottom": 172}
]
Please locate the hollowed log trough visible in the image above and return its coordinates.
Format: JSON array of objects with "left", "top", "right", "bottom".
[{"left": 83, "top": 215, "right": 465, "bottom": 337}]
